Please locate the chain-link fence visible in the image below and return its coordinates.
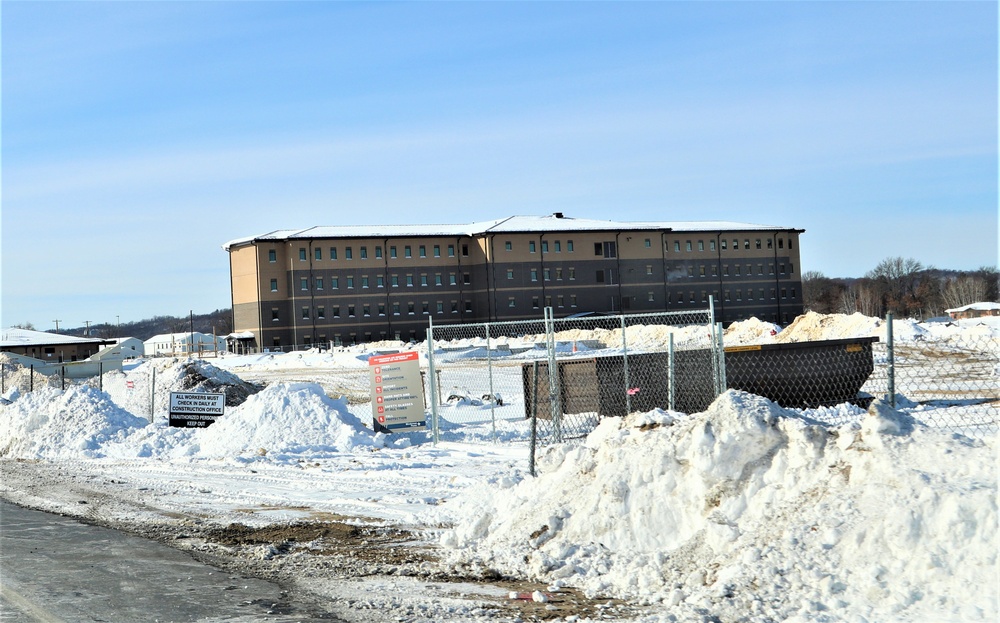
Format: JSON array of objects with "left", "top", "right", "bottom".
[{"left": 426, "top": 307, "right": 719, "bottom": 452}]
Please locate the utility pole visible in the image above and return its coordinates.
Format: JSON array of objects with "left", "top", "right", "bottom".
[
  {"left": 83, "top": 320, "right": 92, "bottom": 336},
  {"left": 116, "top": 315, "right": 120, "bottom": 337},
  {"left": 53, "top": 319, "right": 61, "bottom": 331},
  {"left": 190, "top": 310, "right": 195, "bottom": 359}
]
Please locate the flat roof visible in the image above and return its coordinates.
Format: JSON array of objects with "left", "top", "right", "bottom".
[
  {"left": 1, "top": 328, "right": 113, "bottom": 348},
  {"left": 223, "top": 214, "right": 803, "bottom": 249}
]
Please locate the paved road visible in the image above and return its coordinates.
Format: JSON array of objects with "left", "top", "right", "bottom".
[{"left": 0, "top": 500, "right": 337, "bottom": 622}]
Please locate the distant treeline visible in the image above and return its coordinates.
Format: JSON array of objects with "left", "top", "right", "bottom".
[
  {"left": 803, "top": 258, "right": 998, "bottom": 320},
  {"left": 20, "top": 309, "right": 235, "bottom": 341}
]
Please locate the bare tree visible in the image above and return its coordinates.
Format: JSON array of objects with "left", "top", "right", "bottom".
[
  {"left": 942, "top": 275, "right": 990, "bottom": 310},
  {"left": 865, "top": 257, "right": 925, "bottom": 316},
  {"left": 10, "top": 322, "right": 36, "bottom": 330}
]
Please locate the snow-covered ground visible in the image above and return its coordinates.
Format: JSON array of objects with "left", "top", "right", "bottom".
[{"left": 1, "top": 313, "right": 997, "bottom": 622}]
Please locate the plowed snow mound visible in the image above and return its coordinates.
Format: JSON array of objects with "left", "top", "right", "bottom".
[
  {"left": 776, "top": 311, "right": 881, "bottom": 342},
  {"left": 0, "top": 386, "right": 149, "bottom": 459},
  {"left": 441, "top": 390, "right": 997, "bottom": 622},
  {"left": 196, "top": 383, "right": 385, "bottom": 459}
]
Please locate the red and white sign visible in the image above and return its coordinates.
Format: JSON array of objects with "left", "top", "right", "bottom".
[{"left": 368, "top": 351, "right": 426, "bottom": 432}]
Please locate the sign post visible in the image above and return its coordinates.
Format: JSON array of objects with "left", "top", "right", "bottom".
[
  {"left": 369, "top": 351, "right": 427, "bottom": 433},
  {"left": 169, "top": 392, "right": 225, "bottom": 428}
]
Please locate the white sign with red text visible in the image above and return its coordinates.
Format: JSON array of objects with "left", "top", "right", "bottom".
[{"left": 368, "top": 351, "right": 426, "bottom": 432}]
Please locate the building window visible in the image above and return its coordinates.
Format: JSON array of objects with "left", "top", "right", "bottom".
[
  {"left": 448, "top": 244, "right": 455, "bottom": 257},
  {"left": 759, "top": 288, "right": 765, "bottom": 301},
  {"left": 698, "top": 240, "right": 704, "bottom": 251},
  {"left": 378, "top": 303, "right": 386, "bottom": 316},
  {"left": 767, "top": 239, "right": 773, "bottom": 250},
  {"left": 361, "top": 246, "right": 368, "bottom": 259},
  {"left": 721, "top": 239, "right": 727, "bottom": 250},
  {"left": 435, "top": 274, "right": 443, "bottom": 286},
  {"left": 405, "top": 245, "right": 412, "bottom": 258},
  {"left": 464, "top": 301, "right": 472, "bottom": 312},
  {"left": 779, "top": 238, "right": 785, "bottom": 249},
  {"left": 531, "top": 269, "right": 538, "bottom": 281},
  {"left": 596, "top": 270, "right": 605, "bottom": 283},
  {"left": 377, "top": 275, "right": 385, "bottom": 287},
  {"left": 674, "top": 241, "right": 681, "bottom": 252},
  {"left": 449, "top": 273, "right": 457, "bottom": 285},
  {"left": 648, "top": 292, "right": 655, "bottom": 302},
  {"left": 556, "top": 268, "right": 563, "bottom": 280},
  {"left": 300, "top": 277, "right": 308, "bottom": 290},
  {"left": 596, "top": 241, "right": 617, "bottom": 258},
  {"left": 735, "top": 265, "right": 741, "bottom": 276},
  {"left": 699, "top": 266, "right": 706, "bottom": 278},
  {"left": 570, "top": 294, "right": 577, "bottom": 307},
  {"left": 508, "top": 297, "right": 516, "bottom": 308},
  {"left": 422, "top": 302, "right": 429, "bottom": 314},
  {"left": 451, "top": 301, "right": 459, "bottom": 313},
  {"left": 270, "top": 278, "right": 278, "bottom": 292},
  {"left": 755, "top": 239, "right": 762, "bottom": 250},
  {"left": 268, "top": 249, "right": 277, "bottom": 262},
  {"left": 758, "top": 264, "right": 764, "bottom": 275},
  {"left": 317, "top": 306, "right": 326, "bottom": 319},
  {"left": 529, "top": 241, "right": 537, "bottom": 253},
  {"left": 569, "top": 267, "right": 576, "bottom": 280},
  {"left": 646, "top": 265, "right": 653, "bottom": 275},
  {"left": 436, "top": 301, "right": 444, "bottom": 314},
  {"left": 744, "top": 239, "right": 751, "bottom": 250},
  {"left": 315, "top": 277, "right": 324, "bottom": 290},
  {"left": 406, "top": 275, "right": 413, "bottom": 287},
  {"left": 723, "top": 265, "right": 729, "bottom": 276},
  {"left": 363, "top": 304, "right": 370, "bottom": 317},
  {"left": 645, "top": 238, "right": 651, "bottom": 248},
  {"left": 463, "top": 273, "right": 471, "bottom": 285},
  {"left": 710, "top": 240, "right": 716, "bottom": 251},
  {"left": 567, "top": 240, "right": 574, "bottom": 252},
  {"left": 302, "top": 307, "right": 310, "bottom": 319},
  {"left": 555, "top": 241, "right": 562, "bottom": 252},
  {"left": 434, "top": 244, "right": 440, "bottom": 257},
  {"left": 541, "top": 241, "right": 549, "bottom": 253},
  {"left": 333, "top": 306, "right": 341, "bottom": 318},
  {"left": 506, "top": 269, "right": 514, "bottom": 280},
  {"left": 390, "top": 246, "right": 397, "bottom": 259},
  {"left": 346, "top": 304, "right": 354, "bottom": 317},
  {"left": 505, "top": 241, "right": 512, "bottom": 251},
  {"left": 532, "top": 297, "right": 540, "bottom": 309},
  {"left": 736, "top": 289, "right": 742, "bottom": 301},
  {"left": 347, "top": 276, "right": 354, "bottom": 289},
  {"left": 685, "top": 241, "right": 692, "bottom": 252},
  {"left": 421, "top": 274, "right": 428, "bottom": 286},
  {"left": 393, "top": 303, "right": 401, "bottom": 315},
  {"left": 462, "top": 244, "right": 469, "bottom": 256},
  {"left": 300, "top": 248, "right": 307, "bottom": 261},
  {"left": 375, "top": 246, "right": 383, "bottom": 259},
  {"left": 543, "top": 268, "right": 550, "bottom": 281},
  {"left": 769, "top": 263, "right": 775, "bottom": 275},
  {"left": 362, "top": 276, "right": 370, "bottom": 288},
  {"left": 557, "top": 295, "right": 564, "bottom": 308},
  {"left": 272, "top": 308, "right": 279, "bottom": 321},
  {"left": 391, "top": 275, "right": 399, "bottom": 287},
  {"left": 331, "top": 276, "right": 339, "bottom": 289},
  {"left": 419, "top": 245, "right": 426, "bottom": 258},
  {"left": 314, "top": 248, "right": 321, "bottom": 261}
]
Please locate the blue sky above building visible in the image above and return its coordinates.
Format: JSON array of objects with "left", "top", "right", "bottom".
[{"left": 2, "top": 1, "right": 996, "bottom": 328}]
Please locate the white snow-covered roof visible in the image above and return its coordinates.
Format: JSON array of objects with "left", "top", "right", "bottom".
[
  {"left": 0, "top": 328, "right": 111, "bottom": 348},
  {"left": 945, "top": 302, "right": 1000, "bottom": 314},
  {"left": 223, "top": 214, "right": 801, "bottom": 249},
  {"left": 226, "top": 331, "right": 255, "bottom": 339}
]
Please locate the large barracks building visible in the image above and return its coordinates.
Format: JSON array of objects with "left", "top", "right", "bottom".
[{"left": 224, "top": 214, "right": 804, "bottom": 349}]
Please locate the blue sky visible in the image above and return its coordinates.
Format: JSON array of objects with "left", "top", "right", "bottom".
[{"left": 2, "top": 1, "right": 996, "bottom": 329}]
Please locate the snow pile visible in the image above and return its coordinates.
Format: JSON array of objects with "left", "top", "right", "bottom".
[
  {"left": 0, "top": 386, "right": 149, "bottom": 459},
  {"left": 723, "top": 317, "right": 781, "bottom": 345},
  {"left": 195, "top": 382, "right": 387, "bottom": 459},
  {"left": 776, "top": 311, "right": 882, "bottom": 342},
  {"left": 441, "top": 391, "right": 997, "bottom": 622}
]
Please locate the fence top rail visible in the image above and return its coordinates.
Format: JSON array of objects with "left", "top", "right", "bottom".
[{"left": 430, "top": 307, "right": 714, "bottom": 335}]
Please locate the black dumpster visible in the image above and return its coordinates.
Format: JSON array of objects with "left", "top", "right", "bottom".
[{"left": 522, "top": 336, "right": 878, "bottom": 418}]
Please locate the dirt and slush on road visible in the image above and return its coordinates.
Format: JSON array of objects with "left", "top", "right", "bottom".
[{"left": 1, "top": 458, "right": 642, "bottom": 623}]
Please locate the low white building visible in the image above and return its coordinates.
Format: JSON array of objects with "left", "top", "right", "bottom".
[
  {"left": 945, "top": 302, "right": 1000, "bottom": 320},
  {"left": 143, "top": 332, "right": 226, "bottom": 357}
]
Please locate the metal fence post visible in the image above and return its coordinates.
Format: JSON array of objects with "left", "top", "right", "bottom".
[
  {"left": 530, "top": 361, "right": 540, "bottom": 477},
  {"left": 30, "top": 365, "right": 34, "bottom": 392},
  {"left": 886, "top": 311, "right": 895, "bottom": 408},
  {"left": 61, "top": 366, "right": 66, "bottom": 391},
  {"left": 150, "top": 367, "right": 156, "bottom": 423},
  {"left": 716, "top": 322, "right": 727, "bottom": 396},
  {"left": 668, "top": 332, "right": 675, "bottom": 411},
  {"left": 99, "top": 362, "right": 103, "bottom": 392},
  {"left": 486, "top": 322, "right": 496, "bottom": 441},
  {"left": 544, "top": 307, "right": 562, "bottom": 442},
  {"left": 427, "top": 316, "right": 440, "bottom": 444},
  {"left": 621, "top": 314, "right": 632, "bottom": 414}
]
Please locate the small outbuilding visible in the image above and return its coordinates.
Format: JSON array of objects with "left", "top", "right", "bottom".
[
  {"left": 945, "top": 302, "right": 1000, "bottom": 320},
  {"left": 143, "top": 332, "right": 226, "bottom": 357},
  {"left": 0, "top": 328, "right": 114, "bottom": 362}
]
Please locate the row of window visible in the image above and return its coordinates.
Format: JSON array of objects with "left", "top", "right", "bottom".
[
  {"left": 670, "top": 237, "right": 794, "bottom": 253},
  {"left": 271, "top": 234, "right": 795, "bottom": 264},
  {"left": 281, "top": 300, "right": 474, "bottom": 321},
  {"left": 277, "top": 243, "right": 469, "bottom": 264}
]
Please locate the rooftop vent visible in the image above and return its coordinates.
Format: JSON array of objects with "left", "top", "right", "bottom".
[{"left": 553, "top": 212, "right": 564, "bottom": 219}]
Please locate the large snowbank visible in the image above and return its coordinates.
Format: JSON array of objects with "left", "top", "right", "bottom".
[{"left": 441, "top": 391, "right": 997, "bottom": 622}]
